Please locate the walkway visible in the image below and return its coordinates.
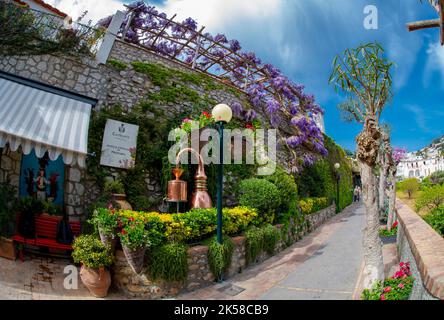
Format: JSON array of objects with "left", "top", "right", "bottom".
[
  {"left": 0, "top": 203, "right": 365, "bottom": 300},
  {"left": 179, "top": 202, "right": 365, "bottom": 300}
]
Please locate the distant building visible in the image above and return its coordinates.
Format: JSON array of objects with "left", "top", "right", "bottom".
[
  {"left": 11, "top": 0, "right": 67, "bottom": 17},
  {"left": 397, "top": 143, "right": 444, "bottom": 180}
]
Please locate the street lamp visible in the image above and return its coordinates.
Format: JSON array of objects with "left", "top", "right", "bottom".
[
  {"left": 212, "top": 104, "right": 232, "bottom": 245},
  {"left": 334, "top": 163, "right": 341, "bottom": 213}
]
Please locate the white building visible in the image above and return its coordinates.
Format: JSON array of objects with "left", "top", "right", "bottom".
[{"left": 397, "top": 144, "right": 444, "bottom": 180}]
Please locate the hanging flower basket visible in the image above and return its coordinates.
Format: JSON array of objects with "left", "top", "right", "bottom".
[
  {"left": 122, "top": 245, "right": 146, "bottom": 274},
  {"left": 98, "top": 226, "right": 118, "bottom": 253}
]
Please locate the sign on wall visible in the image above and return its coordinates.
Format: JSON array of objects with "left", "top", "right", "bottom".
[{"left": 100, "top": 119, "right": 139, "bottom": 169}]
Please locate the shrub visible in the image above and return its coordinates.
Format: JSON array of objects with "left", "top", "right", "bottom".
[
  {"left": 148, "top": 243, "right": 188, "bottom": 282},
  {"left": 72, "top": 235, "right": 114, "bottom": 269},
  {"left": 42, "top": 201, "right": 62, "bottom": 216},
  {"left": 423, "top": 206, "right": 444, "bottom": 236},
  {"left": 89, "top": 207, "right": 118, "bottom": 237},
  {"left": 118, "top": 218, "right": 151, "bottom": 250},
  {"left": 299, "top": 197, "right": 328, "bottom": 215},
  {"left": 237, "top": 178, "right": 280, "bottom": 224},
  {"left": 264, "top": 166, "right": 298, "bottom": 215},
  {"left": 379, "top": 221, "right": 398, "bottom": 237},
  {"left": 415, "top": 185, "right": 444, "bottom": 212},
  {"left": 429, "top": 171, "right": 444, "bottom": 186},
  {"left": 207, "top": 236, "right": 234, "bottom": 279},
  {"left": 245, "top": 226, "right": 264, "bottom": 264},
  {"left": 104, "top": 179, "right": 125, "bottom": 194},
  {"left": 262, "top": 224, "right": 280, "bottom": 255},
  {"left": 398, "top": 178, "right": 420, "bottom": 199},
  {"left": 129, "top": 195, "right": 153, "bottom": 212}
]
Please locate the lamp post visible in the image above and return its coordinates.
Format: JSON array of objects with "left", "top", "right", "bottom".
[
  {"left": 211, "top": 104, "right": 232, "bottom": 244},
  {"left": 334, "top": 163, "right": 341, "bottom": 213}
]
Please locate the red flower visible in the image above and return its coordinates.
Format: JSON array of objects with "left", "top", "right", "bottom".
[
  {"left": 380, "top": 294, "right": 386, "bottom": 300},
  {"left": 246, "top": 123, "right": 255, "bottom": 131},
  {"left": 398, "top": 283, "right": 405, "bottom": 289},
  {"left": 129, "top": 217, "right": 135, "bottom": 222},
  {"left": 392, "top": 221, "right": 398, "bottom": 229},
  {"left": 383, "top": 286, "right": 391, "bottom": 293},
  {"left": 121, "top": 229, "right": 127, "bottom": 235},
  {"left": 202, "top": 111, "right": 211, "bottom": 119}
]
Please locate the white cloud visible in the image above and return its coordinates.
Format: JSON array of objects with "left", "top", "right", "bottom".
[
  {"left": 424, "top": 42, "right": 444, "bottom": 88},
  {"left": 45, "top": 0, "right": 124, "bottom": 23}
]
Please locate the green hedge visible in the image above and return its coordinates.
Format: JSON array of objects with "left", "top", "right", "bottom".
[{"left": 297, "top": 135, "right": 353, "bottom": 211}]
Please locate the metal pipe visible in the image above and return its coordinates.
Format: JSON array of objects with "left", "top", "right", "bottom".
[{"left": 216, "top": 122, "right": 224, "bottom": 245}]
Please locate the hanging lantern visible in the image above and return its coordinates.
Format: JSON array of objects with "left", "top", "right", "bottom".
[{"left": 167, "top": 168, "right": 187, "bottom": 202}]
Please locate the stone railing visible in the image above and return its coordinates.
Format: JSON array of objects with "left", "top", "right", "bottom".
[
  {"left": 112, "top": 204, "right": 336, "bottom": 299},
  {"left": 396, "top": 200, "right": 444, "bottom": 300}
]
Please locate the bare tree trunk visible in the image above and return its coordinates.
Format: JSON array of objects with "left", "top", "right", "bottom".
[
  {"left": 387, "top": 167, "right": 397, "bottom": 230},
  {"left": 378, "top": 159, "right": 387, "bottom": 219},
  {"left": 361, "top": 161, "right": 385, "bottom": 289}
]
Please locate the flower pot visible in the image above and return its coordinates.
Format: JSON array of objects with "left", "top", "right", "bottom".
[
  {"left": 98, "top": 227, "right": 117, "bottom": 253},
  {"left": 122, "top": 245, "right": 146, "bottom": 274},
  {"left": 111, "top": 194, "right": 132, "bottom": 210},
  {"left": 0, "top": 237, "right": 16, "bottom": 260},
  {"left": 80, "top": 265, "right": 111, "bottom": 298}
]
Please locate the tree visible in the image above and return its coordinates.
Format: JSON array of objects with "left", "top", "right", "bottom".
[
  {"left": 415, "top": 184, "right": 444, "bottom": 211},
  {"left": 330, "top": 42, "right": 393, "bottom": 289},
  {"left": 387, "top": 147, "right": 406, "bottom": 230},
  {"left": 399, "top": 178, "right": 420, "bottom": 199}
]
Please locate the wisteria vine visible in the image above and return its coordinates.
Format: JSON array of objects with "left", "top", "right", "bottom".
[{"left": 99, "top": 1, "right": 327, "bottom": 170}]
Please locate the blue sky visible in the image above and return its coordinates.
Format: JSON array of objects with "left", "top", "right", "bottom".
[{"left": 50, "top": 0, "right": 444, "bottom": 152}]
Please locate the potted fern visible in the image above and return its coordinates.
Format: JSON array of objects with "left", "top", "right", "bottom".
[{"left": 72, "top": 235, "right": 114, "bottom": 298}]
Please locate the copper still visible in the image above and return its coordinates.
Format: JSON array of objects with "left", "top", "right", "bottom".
[
  {"left": 167, "top": 168, "right": 187, "bottom": 202},
  {"left": 167, "top": 148, "right": 213, "bottom": 209}
]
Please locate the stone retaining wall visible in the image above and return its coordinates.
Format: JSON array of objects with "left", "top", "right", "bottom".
[
  {"left": 0, "top": 147, "right": 22, "bottom": 196},
  {"left": 112, "top": 204, "right": 336, "bottom": 298},
  {"left": 396, "top": 200, "right": 444, "bottom": 300}
]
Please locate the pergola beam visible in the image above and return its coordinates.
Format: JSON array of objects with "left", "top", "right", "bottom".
[{"left": 406, "top": 19, "right": 440, "bottom": 31}]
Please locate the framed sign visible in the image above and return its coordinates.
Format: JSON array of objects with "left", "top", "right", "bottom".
[{"left": 100, "top": 119, "right": 139, "bottom": 169}]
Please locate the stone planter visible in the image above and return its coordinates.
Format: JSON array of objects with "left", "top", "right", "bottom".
[
  {"left": 80, "top": 265, "right": 111, "bottom": 298},
  {"left": 0, "top": 237, "right": 16, "bottom": 260},
  {"left": 98, "top": 227, "right": 117, "bottom": 253},
  {"left": 122, "top": 245, "right": 146, "bottom": 274},
  {"left": 112, "top": 194, "right": 132, "bottom": 210}
]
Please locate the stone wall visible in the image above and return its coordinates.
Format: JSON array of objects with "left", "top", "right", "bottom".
[
  {"left": 0, "top": 147, "right": 22, "bottom": 196},
  {"left": 396, "top": 200, "right": 443, "bottom": 300},
  {"left": 112, "top": 204, "right": 336, "bottom": 299}
]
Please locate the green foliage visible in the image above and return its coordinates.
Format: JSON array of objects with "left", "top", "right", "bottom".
[
  {"left": 297, "top": 135, "right": 353, "bottom": 212},
  {"left": 423, "top": 206, "right": 444, "bottom": 236},
  {"left": 129, "top": 195, "right": 153, "bottom": 212},
  {"left": 429, "top": 171, "right": 444, "bottom": 186},
  {"left": 379, "top": 226, "right": 397, "bottom": 237},
  {"left": 104, "top": 179, "right": 125, "bottom": 194},
  {"left": 362, "top": 276, "right": 414, "bottom": 300},
  {"left": 118, "top": 218, "right": 151, "bottom": 250},
  {"left": 207, "top": 236, "right": 235, "bottom": 279},
  {"left": 72, "top": 235, "right": 114, "bottom": 269},
  {"left": 237, "top": 178, "right": 280, "bottom": 224},
  {"left": 42, "top": 201, "right": 62, "bottom": 216},
  {"left": 415, "top": 185, "right": 444, "bottom": 212},
  {"left": 398, "top": 178, "right": 420, "bottom": 199},
  {"left": 262, "top": 224, "right": 280, "bottom": 255},
  {"left": 148, "top": 243, "right": 188, "bottom": 282},
  {"left": 16, "top": 197, "right": 44, "bottom": 215},
  {"left": 245, "top": 226, "right": 264, "bottom": 264},
  {"left": 264, "top": 165, "right": 298, "bottom": 215},
  {"left": 107, "top": 59, "right": 128, "bottom": 71},
  {"left": 0, "top": 183, "right": 17, "bottom": 238},
  {"left": 89, "top": 207, "right": 118, "bottom": 237},
  {"left": 84, "top": 193, "right": 116, "bottom": 234}
]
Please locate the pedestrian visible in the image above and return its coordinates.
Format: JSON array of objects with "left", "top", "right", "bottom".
[
  {"left": 357, "top": 186, "right": 361, "bottom": 202},
  {"left": 353, "top": 185, "right": 358, "bottom": 202}
]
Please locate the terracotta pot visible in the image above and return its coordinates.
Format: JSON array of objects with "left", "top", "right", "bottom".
[
  {"left": 0, "top": 237, "right": 16, "bottom": 260},
  {"left": 111, "top": 194, "right": 132, "bottom": 210},
  {"left": 80, "top": 265, "right": 111, "bottom": 298},
  {"left": 122, "top": 245, "right": 146, "bottom": 274},
  {"left": 98, "top": 227, "right": 117, "bottom": 253}
]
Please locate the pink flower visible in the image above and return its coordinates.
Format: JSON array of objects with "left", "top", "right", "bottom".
[
  {"left": 380, "top": 294, "right": 386, "bottom": 300},
  {"left": 383, "top": 286, "right": 391, "bottom": 293},
  {"left": 398, "top": 283, "right": 405, "bottom": 289},
  {"left": 182, "top": 118, "right": 191, "bottom": 123},
  {"left": 392, "top": 221, "right": 398, "bottom": 229}
]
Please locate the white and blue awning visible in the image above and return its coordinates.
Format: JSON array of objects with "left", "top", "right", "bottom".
[{"left": 0, "top": 74, "right": 95, "bottom": 167}]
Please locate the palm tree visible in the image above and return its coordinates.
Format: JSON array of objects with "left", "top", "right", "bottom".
[{"left": 329, "top": 42, "right": 394, "bottom": 289}]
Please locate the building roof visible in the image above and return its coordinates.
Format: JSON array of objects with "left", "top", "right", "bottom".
[{"left": 13, "top": 0, "right": 68, "bottom": 18}]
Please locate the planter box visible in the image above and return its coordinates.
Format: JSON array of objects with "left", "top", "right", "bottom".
[{"left": 0, "top": 236, "right": 16, "bottom": 260}]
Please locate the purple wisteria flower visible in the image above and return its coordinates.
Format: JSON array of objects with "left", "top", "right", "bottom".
[{"left": 232, "top": 102, "right": 244, "bottom": 117}]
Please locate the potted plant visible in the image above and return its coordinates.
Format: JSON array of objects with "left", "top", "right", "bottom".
[
  {"left": 72, "top": 235, "right": 114, "bottom": 298},
  {"left": 41, "top": 201, "right": 63, "bottom": 218},
  {"left": 16, "top": 197, "right": 44, "bottom": 239},
  {"left": 118, "top": 217, "right": 150, "bottom": 274},
  {"left": 90, "top": 207, "right": 118, "bottom": 252},
  {"left": 0, "top": 183, "right": 17, "bottom": 260},
  {"left": 104, "top": 179, "right": 132, "bottom": 210}
]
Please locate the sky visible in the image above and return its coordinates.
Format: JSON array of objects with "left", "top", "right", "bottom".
[{"left": 47, "top": 0, "right": 444, "bottom": 153}]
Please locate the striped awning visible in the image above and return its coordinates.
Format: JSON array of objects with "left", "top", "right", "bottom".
[{"left": 0, "top": 77, "right": 93, "bottom": 167}]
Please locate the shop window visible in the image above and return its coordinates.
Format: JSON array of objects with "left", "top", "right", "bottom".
[{"left": 19, "top": 150, "right": 65, "bottom": 206}]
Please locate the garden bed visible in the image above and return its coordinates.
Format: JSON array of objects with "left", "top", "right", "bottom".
[{"left": 111, "top": 204, "right": 336, "bottom": 299}]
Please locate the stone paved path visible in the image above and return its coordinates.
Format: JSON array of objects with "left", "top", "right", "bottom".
[
  {"left": 0, "top": 203, "right": 365, "bottom": 300},
  {"left": 179, "top": 202, "right": 365, "bottom": 300}
]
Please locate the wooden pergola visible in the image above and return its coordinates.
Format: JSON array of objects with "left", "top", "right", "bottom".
[{"left": 407, "top": 0, "right": 444, "bottom": 45}]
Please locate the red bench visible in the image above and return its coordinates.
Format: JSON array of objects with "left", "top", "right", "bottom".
[{"left": 13, "top": 214, "right": 81, "bottom": 259}]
